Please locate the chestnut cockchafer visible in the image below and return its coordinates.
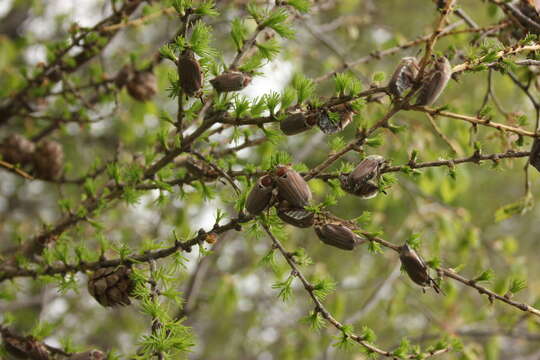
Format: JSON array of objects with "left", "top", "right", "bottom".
[
  {"left": 340, "top": 155, "right": 385, "bottom": 199},
  {"left": 399, "top": 244, "right": 442, "bottom": 294}
]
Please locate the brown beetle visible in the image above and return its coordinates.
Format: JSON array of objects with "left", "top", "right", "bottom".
[
  {"left": 280, "top": 112, "right": 317, "bottom": 136},
  {"left": 314, "top": 220, "right": 364, "bottom": 250},
  {"left": 414, "top": 56, "right": 452, "bottom": 106},
  {"left": 275, "top": 165, "right": 312, "bottom": 207},
  {"left": 340, "top": 155, "right": 385, "bottom": 199},
  {"left": 245, "top": 174, "right": 274, "bottom": 215},
  {"left": 277, "top": 201, "right": 314, "bottom": 228},
  {"left": 178, "top": 49, "right": 203, "bottom": 96},
  {"left": 529, "top": 137, "right": 540, "bottom": 172},
  {"left": 399, "top": 243, "right": 442, "bottom": 294},
  {"left": 388, "top": 57, "right": 418, "bottom": 98},
  {"left": 210, "top": 71, "right": 251, "bottom": 92}
]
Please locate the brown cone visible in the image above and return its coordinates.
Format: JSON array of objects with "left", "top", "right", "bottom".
[
  {"left": 0, "top": 134, "right": 35, "bottom": 165},
  {"left": 126, "top": 70, "right": 157, "bottom": 102},
  {"left": 115, "top": 65, "right": 132, "bottom": 89},
  {"left": 87, "top": 266, "right": 135, "bottom": 307},
  {"left": 3, "top": 335, "right": 50, "bottom": 360},
  {"left": 34, "top": 140, "right": 64, "bottom": 180}
]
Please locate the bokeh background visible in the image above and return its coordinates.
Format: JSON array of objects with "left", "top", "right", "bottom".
[{"left": 1, "top": 0, "right": 540, "bottom": 359}]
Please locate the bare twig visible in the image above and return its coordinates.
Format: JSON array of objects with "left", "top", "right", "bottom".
[
  {"left": 0, "top": 160, "right": 34, "bottom": 180},
  {"left": 261, "top": 223, "right": 451, "bottom": 358}
]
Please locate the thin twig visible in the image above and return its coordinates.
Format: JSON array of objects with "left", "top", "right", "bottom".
[
  {"left": 425, "top": 113, "right": 460, "bottom": 154},
  {"left": 0, "top": 160, "right": 34, "bottom": 180},
  {"left": 261, "top": 223, "right": 451, "bottom": 358}
]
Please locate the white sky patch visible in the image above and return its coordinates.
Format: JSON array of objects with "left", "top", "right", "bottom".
[
  {"left": 0, "top": 0, "right": 13, "bottom": 17},
  {"left": 26, "top": 0, "right": 102, "bottom": 39},
  {"left": 89, "top": 118, "right": 111, "bottom": 136},
  {"left": 237, "top": 297, "right": 253, "bottom": 312},
  {"left": 241, "top": 59, "right": 294, "bottom": 99},
  {"left": 128, "top": 191, "right": 161, "bottom": 227},
  {"left": 258, "top": 351, "right": 273, "bottom": 360},
  {"left": 371, "top": 27, "right": 392, "bottom": 44},
  {"left": 259, "top": 327, "right": 279, "bottom": 344},
  {"left": 23, "top": 44, "right": 46, "bottom": 65},
  {"left": 66, "top": 122, "right": 81, "bottom": 136},
  {"left": 41, "top": 296, "right": 68, "bottom": 321},
  {"left": 144, "top": 113, "right": 159, "bottom": 129},
  {"left": 187, "top": 198, "right": 220, "bottom": 229},
  {"left": 234, "top": 273, "right": 261, "bottom": 297}
]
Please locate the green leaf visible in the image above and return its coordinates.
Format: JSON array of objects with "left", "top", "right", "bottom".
[
  {"left": 360, "top": 325, "right": 377, "bottom": 343},
  {"left": 365, "top": 134, "right": 383, "bottom": 147},
  {"left": 246, "top": 2, "right": 264, "bottom": 23},
  {"left": 393, "top": 338, "right": 411, "bottom": 359},
  {"left": 332, "top": 325, "right": 355, "bottom": 351},
  {"left": 508, "top": 278, "right": 527, "bottom": 294},
  {"left": 368, "top": 241, "right": 383, "bottom": 254},
  {"left": 277, "top": 88, "right": 295, "bottom": 112},
  {"left": 312, "top": 277, "right": 336, "bottom": 300},
  {"left": 474, "top": 269, "right": 494, "bottom": 283},
  {"left": 494, "top": 194, "right": 534, "bottom": 223},
  {"left": 272, "top": 275, "right": 294, "bottom": 301},
  {"left": 264, "top": 91, "right": 281, "bottom": 115},
  {"left": 194, "top": 0, "right": 219, "bottom": 17},
  {"left": 190, "top": 21, "right": 218, "bottom": 58},
  {"left": 292, "top": 74, "right": 315, "bottom": 104},
  {"left": 286, "top": 0, "right": 311, "bottom": 13},
  {"left": 406, "top": 233, "right": 421, "bottom": 250},
  {"left": 230, "top": 18, "right": 249, "bottom": 50},
  {"left": 302, "top": 310, "right": 326, "bottom": 330},
  {"left": 256, "top": 38, "right": 281, "bottom": 60},
  {"left": 372, "top": 71, "right": 386, "bottom": 82}
]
